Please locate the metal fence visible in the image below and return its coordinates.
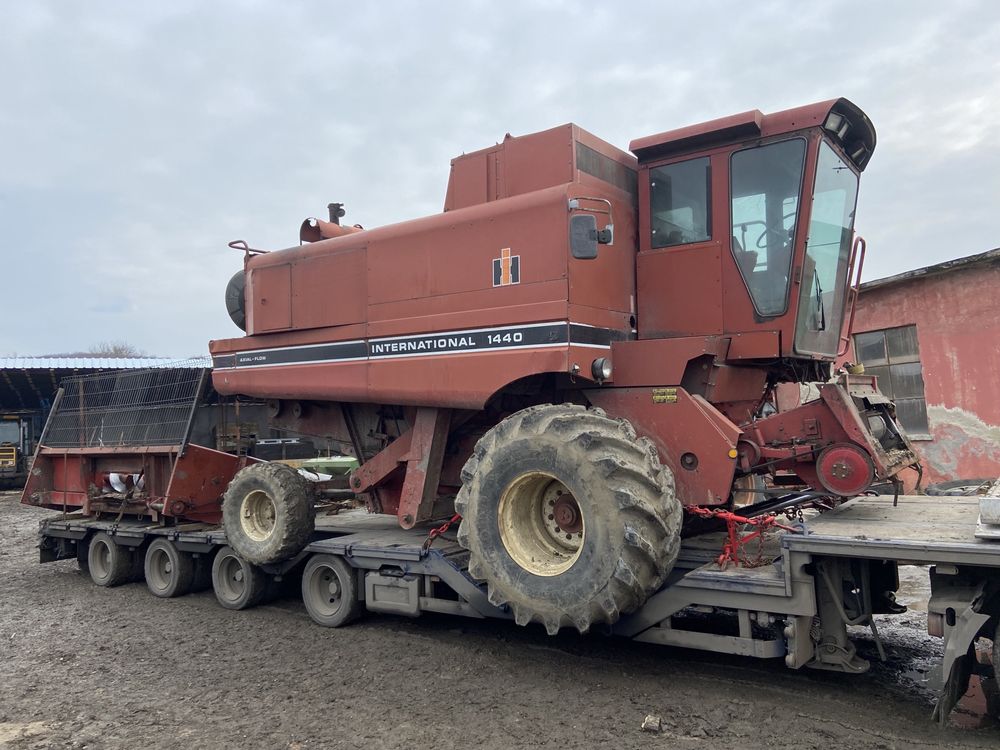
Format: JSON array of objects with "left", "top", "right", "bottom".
[{"left": 43, "top": 363, "right": 208, "bottom": 449}]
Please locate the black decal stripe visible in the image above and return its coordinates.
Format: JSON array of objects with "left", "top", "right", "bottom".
[
  {"left": 214, "top": 340, "right": 367, "bottom": 369},
  {"left": 569, "top": 324, "right": 611, "bottom": 347},
  {"left": 212, "top": 322, "right": 626, "bottom": 370},
  {"left": 213, "top": 354, "right": 237, "bottom": 369},
  {"left": 568, "top": 324, "right": 633, "bottom": 347},
  {"left": 370, "top": 323, "right": 567, "bottom": 358}
]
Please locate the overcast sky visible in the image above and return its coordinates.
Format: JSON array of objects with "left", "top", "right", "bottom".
[{"left": 2, "top": 1, "right": 997, "bottom": 358}]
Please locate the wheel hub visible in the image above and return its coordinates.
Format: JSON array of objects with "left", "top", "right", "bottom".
[
  {"left": 93, "top": 543, "right": 110, "bottom": 577},
  {"left": 498, "top": 472, "right": 584, "bottom": 577},
  {"left": 304, "top": 563, "right": 345, "bottom": 618},
  {"left": 326, "top": 573, "right": 341, "bottom": 600},
  {"left": 552, "top": 495, "right": 582, "bottom": 533},
  {"left": 148, "top": 548, "right": 173, "bottom": 589},
  {"left": 240, "top": 490, "right": 277, "bottom": 542}
]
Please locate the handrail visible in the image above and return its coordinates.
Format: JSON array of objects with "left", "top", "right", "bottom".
[{"left": 837, "top": 234, "right": 867, "bottom": 357}]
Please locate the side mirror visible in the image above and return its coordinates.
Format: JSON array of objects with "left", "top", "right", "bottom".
[
  {"left": 570, "top": 214, "right": 598, "bottom": 259},
  {"left": 569, "top": 214, "right": 615, "bottom": 259}
]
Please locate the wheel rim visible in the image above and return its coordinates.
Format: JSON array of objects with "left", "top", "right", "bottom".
[
  {"left": 498, "top": 472, "right": 584, "bottom": 577},
  {"left": 92, "top": 541, "right": 111, "bottom": 578},
  {"left": 306, "top": 563, "right": 343, "bottom": 617},
  {"left": 240, "top": 490, "right": 277, "bottom": 542},
  {"left": 731, "top": 475, "right": 764, "bottom": 508},
  {"left": 218, "top": 553, "right": 247, "bottom": 601},
  {"left": 148, "top": 547, "right": 174, "bottom": 592}
]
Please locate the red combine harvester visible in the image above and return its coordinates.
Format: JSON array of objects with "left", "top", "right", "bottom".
[
  {"left": 208, "top": 97, "right": 918, "bottom": 630},
  {"left": 26, "top": 98, "right": 918, "bottom": 627}
]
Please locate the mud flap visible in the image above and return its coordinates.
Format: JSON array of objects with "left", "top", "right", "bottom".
[
  {"left": 932, "top": 641, "right": 978, "bottom": 726},
  {"left": 929, "top": 577, "right": 990, "bottom": 726}
]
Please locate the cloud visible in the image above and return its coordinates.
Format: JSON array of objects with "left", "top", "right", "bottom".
[{"left": 0, "top": 0, "right": 998, "bottom": 357}]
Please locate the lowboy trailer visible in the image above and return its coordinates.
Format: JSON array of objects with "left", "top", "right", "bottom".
[{"left": 35, "top": 493, "right": 1000, "bottom": 725}]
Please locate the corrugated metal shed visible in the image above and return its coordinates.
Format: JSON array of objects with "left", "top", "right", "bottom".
[
  {"left": 0, "top": 357, "right": 211, "bottom": 411},
  {"left": 0, "top": 357, "right": 181, "bottom": 370}
]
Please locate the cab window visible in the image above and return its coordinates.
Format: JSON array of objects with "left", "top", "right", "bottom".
[
  {"left": 730, "top": 138, "right": 806, "bottom": 317},
  {"left": 649, "top": 157, "right": 711, "bottom": 248}
]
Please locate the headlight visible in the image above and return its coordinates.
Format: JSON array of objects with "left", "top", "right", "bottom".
[{"left": 591, "top": 357, "right": 612, "bottom": 381}]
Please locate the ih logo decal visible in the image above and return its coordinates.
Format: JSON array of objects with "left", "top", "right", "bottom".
[{"left": 492, "top": 247, "right": 520, "bottom": 287}]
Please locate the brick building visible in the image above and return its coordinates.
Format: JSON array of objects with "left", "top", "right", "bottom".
[{"left": 848, "top": 248, "right": 1000, "bottom": 485}]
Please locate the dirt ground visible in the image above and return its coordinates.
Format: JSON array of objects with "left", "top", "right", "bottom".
[{"left": 0, "top": 492, "right": 997, "bottom": 750}]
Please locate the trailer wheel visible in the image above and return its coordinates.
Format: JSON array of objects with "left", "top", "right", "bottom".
[
  {"left": 211, "top": 546, "right": 268, "bottom": 610},
  {"left": 455, "top": 404, "right": 681, "bottom": 634},
  {"left": 144, "top": 539, "right": 195, "bottom": 598},
  {"left": 222, "top": 462, "right": 315, "bottom": 565},
  {"left": 87, "top": 532, "right": 132, "bottom": 588},
  {"left": 301, "top": 554, "right": 362, "bottom": 627}
]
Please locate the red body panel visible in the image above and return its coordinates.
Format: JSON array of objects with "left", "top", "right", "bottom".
[
  {"left": 586, "top": 387, "right": 741, "bottom": 505},
  {"left": 212, "top": 160, "right": 638, "bottom": 409},
  {"left": 23, "top": 444, "right": 252, "bottom": 524}
]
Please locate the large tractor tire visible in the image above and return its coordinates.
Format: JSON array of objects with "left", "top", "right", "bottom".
[
  {"left": 222, "top": 462, "right": 315, "bottom": 565},
  {"left": 455, "top": 404, "right": 681, "bottom": 635}
]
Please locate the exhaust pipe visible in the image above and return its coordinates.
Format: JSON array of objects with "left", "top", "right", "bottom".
[{"left": 299, "top": 202, "right": 363, "bottom": 243}]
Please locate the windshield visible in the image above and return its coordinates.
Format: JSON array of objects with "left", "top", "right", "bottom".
[
  {"left": 794, "top": 140, "right": 860, "bottom": 356},
  {"left": 0, "top": 421, "right": 20, "bottom": 444},
  {"left": 730, "top": 139, "right": 806, "bottom": 317}
]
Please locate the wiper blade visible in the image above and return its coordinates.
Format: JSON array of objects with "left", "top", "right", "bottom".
[{"left": 813, "top": 270, "right": 826, "bottom": 331}]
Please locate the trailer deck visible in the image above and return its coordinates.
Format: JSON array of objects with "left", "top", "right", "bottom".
[{"left": 35, "top": 494, "right": 1000, "bottom": 724}]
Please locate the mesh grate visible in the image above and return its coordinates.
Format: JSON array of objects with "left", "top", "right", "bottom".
[{"left": 43, "top": 362, "right": 208, "bottom": 449}]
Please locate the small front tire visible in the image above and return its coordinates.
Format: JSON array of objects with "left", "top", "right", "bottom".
[{"left": 222, "top": 462, "right": 315, "bottom": 565}]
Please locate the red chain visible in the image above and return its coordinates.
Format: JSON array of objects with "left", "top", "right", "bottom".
[
  {"left": 421, "top": 513, "right": 462, "bottom": 551},
  {"left": 686, "top": 507, "right": 801, "bottom": 570}
]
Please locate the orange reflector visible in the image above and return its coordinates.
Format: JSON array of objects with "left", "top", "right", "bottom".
[{"left": 728, "top": 449, "right": 738, "bottom": 459}]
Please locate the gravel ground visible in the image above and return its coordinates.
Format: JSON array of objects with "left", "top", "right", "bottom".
[{"left": 1, "top": 491, "right": 997, "bottom": 750}]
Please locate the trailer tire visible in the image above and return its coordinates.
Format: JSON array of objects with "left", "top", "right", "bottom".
[
  {"left": 88, "top": 532, "right": 132, "bottom": 588},
  {"left": 211, "top": 546, "right": 268, "bottom": 610},
  {"left": 144, "top": 539, "right": 195, "bottom": 598},
  {"left": 301, "top": 554, "right": 362, "bottom": 627},
  {"left": 455, "top": 404, "right": 681, "bottom": 634},
  {"left": 222, "top": 462, "right": 315, "bottom": 565}
]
